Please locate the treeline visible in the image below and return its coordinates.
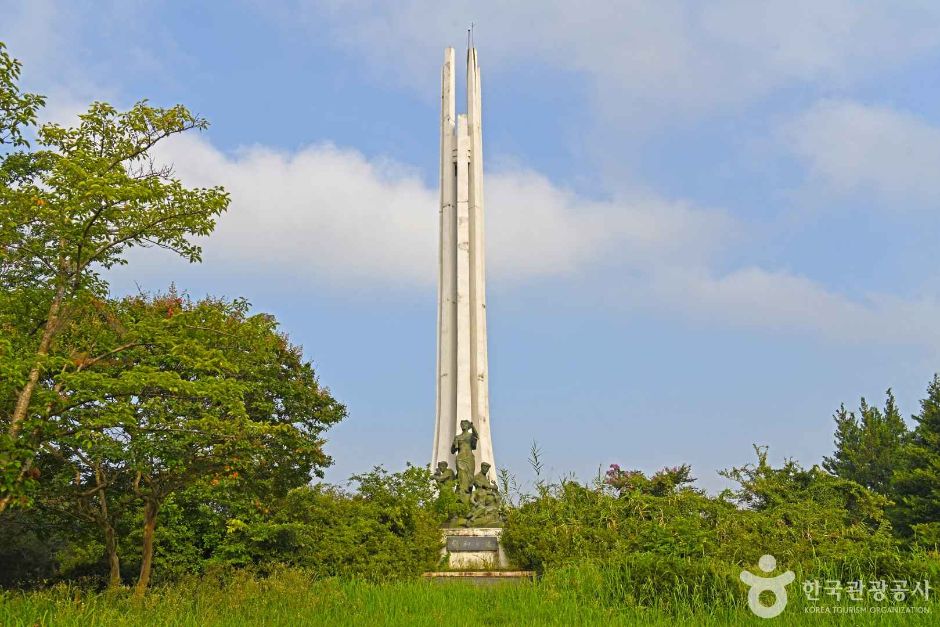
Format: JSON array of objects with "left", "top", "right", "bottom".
[
  {"left": 506, "top": 388, "right": 940, "bottom": 569},
  {"left": 496, "top": 386, "right": 940, "bottom": 608}
]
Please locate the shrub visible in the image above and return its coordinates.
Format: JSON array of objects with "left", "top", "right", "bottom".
[
  {"left": 503, "top": 448, "right": 910, "bottom": 579},
  {"left": 216, "top": 466, "right": 443, "bottom": 580},
  {"left": 501, "top": 475, "right": 733, "bottom": 571}
]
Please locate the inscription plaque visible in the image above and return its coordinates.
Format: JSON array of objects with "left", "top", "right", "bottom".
[{"left": 446, "top": 536, "right": 499, "bottom": 552}]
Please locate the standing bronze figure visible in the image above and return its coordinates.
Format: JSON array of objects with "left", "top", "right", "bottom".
[{"left": 451, "top": 419, "right": 478, "bottom": 504}]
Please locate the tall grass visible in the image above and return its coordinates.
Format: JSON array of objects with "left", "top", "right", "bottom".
[{"left": 0, "top": 566, "right": 934, "bottom": 626}]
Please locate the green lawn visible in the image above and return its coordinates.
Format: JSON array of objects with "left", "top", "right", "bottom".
[{"left": 0, "top": 569, "right": 934, "bottom": 626}]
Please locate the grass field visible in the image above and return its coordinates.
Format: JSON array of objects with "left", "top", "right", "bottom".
[{"left": 0, "top": 568, "right": 934, "bottom": 626}]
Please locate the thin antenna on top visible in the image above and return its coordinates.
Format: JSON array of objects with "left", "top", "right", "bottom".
[{"left": 468, "top": 22, "right": 475, "bottom": 49}]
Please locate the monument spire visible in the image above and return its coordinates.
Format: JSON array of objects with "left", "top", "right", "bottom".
[{"left": 433, "top": 46, "right": 494, "bottom": 478}]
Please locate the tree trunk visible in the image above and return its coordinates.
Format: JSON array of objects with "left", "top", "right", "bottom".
[
  {"left": 96, "top": 474, "right": 121, "bottom": 588},
  {"left": 0, "top": 283, "right": 66, "bottom": 515},
  {"left": 9, "top": 282, "right": 65, "bottom": 439},
  {"left": 104, "top": 522, "right": 121, "bottom": 588},
  {"left": 134, "top": 499, "right": 159, "bottom": 597}
]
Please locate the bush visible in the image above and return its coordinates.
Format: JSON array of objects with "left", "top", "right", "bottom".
[
  {"left": 216, "top": 466, "right": 443, "bottom": 580},
  {"left": 501, "top": 477, "right": 733, "bottom": 571},
  {"left": 503, "top": 449, "right": 916, "bottom": 580}
]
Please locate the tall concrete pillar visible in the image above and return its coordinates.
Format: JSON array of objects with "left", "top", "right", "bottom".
[{"left": 433, "top": 47, "right": 494, "bottom": 478}]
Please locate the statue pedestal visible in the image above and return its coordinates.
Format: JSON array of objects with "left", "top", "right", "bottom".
[{"left": 442, "top": 527, "right": 508, "bottom": 570}]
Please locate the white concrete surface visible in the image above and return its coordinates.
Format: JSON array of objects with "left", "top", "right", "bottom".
[{"left": 433, "top": 47, "right": 495, "bottom": 479}]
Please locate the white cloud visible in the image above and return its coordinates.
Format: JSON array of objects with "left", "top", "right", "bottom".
[
  {"left": 151, "top": 134, "right": 731, "bottom": 286},
  {"left": 485, "top": 170, "right": 731, "bottom": 278},
  {"left": 155, "top": 136, "right": 437, "bottom": 285},
  {"left": 651, "top": 266, "right": 940, "bottom": 348},
  {"left": 144, "top": 133, "right": 940, "bottom": 350},
  {"left": 290, "top": 0, "right": 940, "bottom": 124},
  {"left": 783, "top": 100, "right": 940, "bottom": 207}
]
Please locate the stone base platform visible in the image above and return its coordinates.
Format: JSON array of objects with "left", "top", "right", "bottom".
[{"left": 422, "top": 528, "right": 534, "bottom": 584}]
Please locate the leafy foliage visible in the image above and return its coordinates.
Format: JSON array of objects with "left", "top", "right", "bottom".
[
  {"left": 502, "top": 466, "right": 728, "bottom": 572},
  {"left": 606, "top": 463, "right": 696, "bottom": 497},
  {"left": 213, "top": 467, "right": 442, "bottom": 580},
  {"left": 39, "top": 291, "right": 344, "bottom": 593},
  {"left": 718, "top": 446, "right": 901, "bottom": 571},
  {"left": 503, "top": 448, "right": 904, "bottom": 577}
]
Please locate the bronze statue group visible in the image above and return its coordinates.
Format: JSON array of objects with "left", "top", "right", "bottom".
[{"left": 432, "top": 420, "right": 504, "bottom": 527}]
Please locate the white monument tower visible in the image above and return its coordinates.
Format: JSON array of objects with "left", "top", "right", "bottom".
[{"left": 432, "top": 46, "right": 495, "bottom": 479}]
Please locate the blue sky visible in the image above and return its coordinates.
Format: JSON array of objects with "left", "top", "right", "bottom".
[{"left": 5, "top": 1, "right": 940, "bottom": 492}]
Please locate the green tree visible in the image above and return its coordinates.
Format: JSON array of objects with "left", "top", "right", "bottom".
[
  {"left": 1, "top": 85, "right": 228, "bottom": 511},
  {"left": 50, "top": 292, "right": 344, "bottom": 594},
  {"left": 823, "top": 390, "right": 908, "bottom": 496},
  {"left": 893, "top": 375, "right": 940, "bottom": 544}
]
